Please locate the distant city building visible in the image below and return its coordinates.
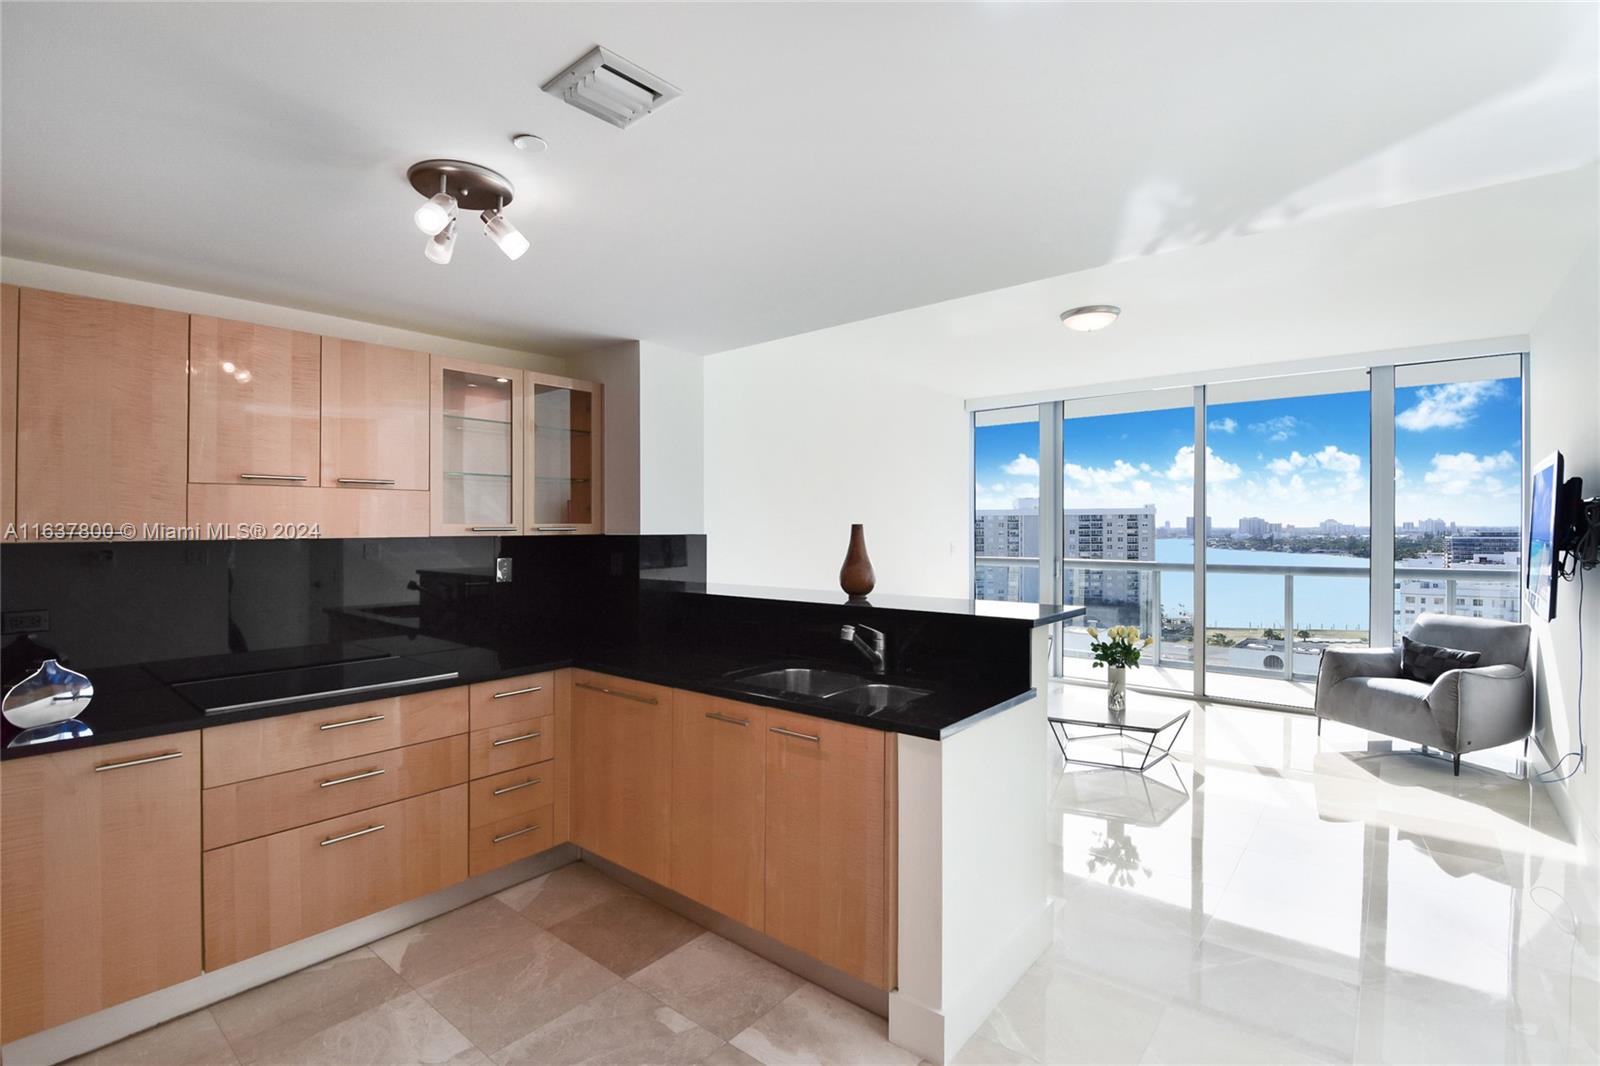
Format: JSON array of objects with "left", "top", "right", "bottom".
[
  {"left": 1238, "top": 516, "right": 1271, "bottom": 538},
  {"left": 1064, "top": 505, "right": 1154, "bottom": 611},
  {"left": 1419, "top": 518, "right": 1448, "bottom": 535},
  {"left": 1184, "top": 516, "right": 1213, "bottom": 537},
  {"left": 1395, "top": 549, "right": 1521, "bottom": 631},
  {"left": 974, "top": 509, "right": 1040, "bottom": 602},
  {"left": 1447, "top": 529, "right": 1519, "bottom": 564}
]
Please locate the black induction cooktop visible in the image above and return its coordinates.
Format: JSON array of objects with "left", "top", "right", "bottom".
[{"left": 173, "top": 655, "right": 459, "bottom": 714}]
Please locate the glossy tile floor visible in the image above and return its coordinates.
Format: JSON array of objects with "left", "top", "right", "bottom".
[{"left": 74, "top": 689, "right": 1598, "bottom": 1066}]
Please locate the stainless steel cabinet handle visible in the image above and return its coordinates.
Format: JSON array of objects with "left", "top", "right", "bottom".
[
  {"left": 536, "top": 526, "right": 579, "bottom": 532},
  {"left": 492, "top": 777, "right": 542, "bottom": 796},
  {"left": 491, "top": 730, "right": 542, "bottom": 747},
  {"left": 492, "top": 824, "right": 541, "bottom": 844},
  {"left": 94, "top": 751, "right": 184, "bottom": 772},
  {"left": 336, "top": 477, "right": 396, "bottom": 486},
  {"left": 706, "top": 712, "right": 749, "bottom": 727},
  {"left": 574, "top": 680, "right": 658, "bottom": 705},
  {"left": 320, "top": 768, "right": 386, "bottom": 788},
  {"left": 770, "top": 726, "right": 821, "bottom": 743},
  {"left": 492, "top": 685, "right": 544, "bottom": 699},
  {"left": 320, "top": 824, "right": 385, "bottom": 847},
  {"left": 470, "top": 526, "right": 518, "bottom": 532},
  {"left": 319, "top": 713, "right": 386, "bottom": 731},
  {"left": 239, "top": 473, "right": 309, "bottom": 482}
]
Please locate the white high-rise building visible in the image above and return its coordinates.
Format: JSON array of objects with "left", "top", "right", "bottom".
[{"left": 1064, "top": 505, "right": 1155, "bottom": 609}]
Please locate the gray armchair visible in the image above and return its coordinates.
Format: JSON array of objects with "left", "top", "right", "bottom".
[{"left": 1314, "top": 613, "right": 1533, "bottom": 775}]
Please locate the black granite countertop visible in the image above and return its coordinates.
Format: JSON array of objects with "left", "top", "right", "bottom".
[{"left": 652, "top": 581, "right": 1084, "bottom": 628}]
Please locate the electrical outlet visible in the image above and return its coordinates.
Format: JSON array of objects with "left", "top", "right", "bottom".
[
  {"left": 495, "top": 557, "right": 513, "bottom": 583},
  {"left": 2, "top": 610, "right": 50, "bottom": 635}
]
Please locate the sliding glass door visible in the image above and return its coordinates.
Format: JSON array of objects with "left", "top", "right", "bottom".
[{"left": 973, "top": 406, "right": 1042, "bottom": 603}]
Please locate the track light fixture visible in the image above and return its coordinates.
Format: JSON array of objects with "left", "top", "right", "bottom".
[{"left": 406, "top": 159, "right": 526, "bottom": 265}]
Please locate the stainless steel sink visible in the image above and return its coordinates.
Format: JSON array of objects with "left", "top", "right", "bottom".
[
  {"left": 729, "top": 667, "right": 865, "bottom": 699},
  {"left": 823, "top": 683, "right": 931, "bottom": 714}
]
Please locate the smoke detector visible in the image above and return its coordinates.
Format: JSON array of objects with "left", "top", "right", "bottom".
[{"left": 542, "top": 46, "right": 682, "bottom": 129}]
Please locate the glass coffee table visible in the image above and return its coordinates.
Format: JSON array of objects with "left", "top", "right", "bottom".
[{"left": 1050, "top": 697, "right": 1190, "bottom": 773}]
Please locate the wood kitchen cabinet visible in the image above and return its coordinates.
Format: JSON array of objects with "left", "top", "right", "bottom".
[
  {"left": 525, "top": 371, "right": 603, "bottom": 534},
  {"left": 670, "top": 692, "right": 766, "bottom": 929},
  {"left": 15, "top": 289, "right": 189, "bottom": 535},
  {"left": 321, "top": 337, "right": 430, "bottom": 491},
  {"left": 571, "top": 672, "right": 673, "bottom": 883},
  {"left": 431, "top": 355, "right": 524, "bottom": 535},
  {"left": 2, "top": 283, "right": 17, "bottom": 531},
  {"left": 0, "top": 732, "right": 202, "bottom": 1042},
  {"left": 189, "top": 316, "right": 321, "bottom": 487},
  {"left": 764, "top": 708, "right": 891, "bottom": 989}
]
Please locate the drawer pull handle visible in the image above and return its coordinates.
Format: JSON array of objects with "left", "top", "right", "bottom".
[
  {"left": 492, "top": 824, "right": 541, "bottom": 844},
  {"left": 470, "top": 526, "right": 518, "bottom": 532},
  {"left": 240, "top": 473, "right": 309, "bottom": 482},
  {"left": 536, "top": 526, "right": 579, "bottom": 532},
  {"left": 94, "top": 751, "right": 184, "bottom": 772},
  {"left": 574, "top": 680, "right": 658, "bottom": 705},
  {"left": 492, "top": 777, "right": 542, "bottom": 796},
  {"left": 706, "top": 712, "right": 749, "bottom": 727},
  {"left": 492, "top": 685, "right": 544, "bottom": 699},
  {"left": 492, "top": 730, "right": 542, "bottom": 747},
  {"left": 320, "top": 768, "right": 386, "bottom": 788},
  {"left": 319, "top": 713, "right": 386, "bottom": 731},
  {"left": 336, "top": 477, "right": 397, "bottom": 486},
  {"left": 320, "top": 824, "right": 386, "bottom": 847},
  {"left": 770, "top": 726, "right": 821, "bottom": 743}
]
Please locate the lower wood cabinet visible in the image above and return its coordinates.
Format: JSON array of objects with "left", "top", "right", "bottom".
[
  {"left": 202, "top": 785, "right": 467, "bottom": 969},
  {"left": 469, "top": 806, "right": 554, "bottom": 877},
  {"left": 1, "top": 733, "right": 202, "bottom": 1043},
  {"left": 571, "top": 672, "right": 674, "bottom": 883},
  {"left": 670, "top": 692, "right": 766, "bottom": 930},
  {"left": 763, "top": 708, "right": 891, "bottom": 989}
]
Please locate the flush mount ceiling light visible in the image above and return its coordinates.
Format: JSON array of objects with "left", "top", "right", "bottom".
[
  {"left": 1059, "top": 305, "right": 1121, "bottom": 332},
  {"left": 406, "top": 159, "right": 527, "bottom": 264}
]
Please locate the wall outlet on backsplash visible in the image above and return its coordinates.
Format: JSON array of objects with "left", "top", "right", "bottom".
[
  {"left": 495, "top": 557, "right": 513, "bottom": 583},
  {"left": 2, "top": 610, "right": 50, "bottom": 635}
]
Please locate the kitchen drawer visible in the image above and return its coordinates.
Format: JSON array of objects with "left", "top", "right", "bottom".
[
  {"left": 203, "top": 785, "right": 467, "bottom": 969},
  {"left": 469, "top": 715, "right": 554, "bottom": 779},
  {"left": 202, "top": 686, "right": 468, "bottom": 787},
  {"left": 468, "top": 805, "right": 553, "bottom": 877},
  {"left": 468, "top": 672, "right": 554, "bottom": 731},
  {"left": 469, "top": 760, "right": 554, "bottom": 828},
  {"left": 202, "top": 735, "right": 468, "bottom": 850}
]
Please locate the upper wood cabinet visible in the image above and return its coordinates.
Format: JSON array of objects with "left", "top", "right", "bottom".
[
  {"left": 525, "top": 371, "right": 603, "bottom": 535},
  {"left": 189, "top": 316, "right": 321, "bottom": 486},
  {"left": 2, "top": 283, "right": 17, "bottom": 532},
  {"left": 571, "top": 672, "right": 673, "bottom": 883},
  {"left": 321, "top": 338, "right": 430, "bottom": 491},
  {"left": 764, "top": 709, "right": 890, "bottom": 989},
  {"left": 670, "top": 692, "right": 766, "bottom": 929},
  {"left": 431, "top": 355, "right": 523, "bottom": 535},
  {"left": 0, "top": 732, "right": 202, "bottom": 1042},
  {"left": 15, "top": 290, "right": 189, "bottom": 534}
]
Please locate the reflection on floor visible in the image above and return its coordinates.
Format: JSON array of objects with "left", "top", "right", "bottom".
[
  {"left": 73, "top": 689, "right": 1598, "bottom": 1065},
  {"left": 960, "top": 684, "right": 1599, "bottom": 1064},
  {"left": 1059, "top": 658, "right": 1320, "bottom": 709}
]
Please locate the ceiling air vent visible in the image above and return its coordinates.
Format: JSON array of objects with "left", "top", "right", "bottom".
[{"left": 542, "top": 46, "right": 682, "bottom": 129}]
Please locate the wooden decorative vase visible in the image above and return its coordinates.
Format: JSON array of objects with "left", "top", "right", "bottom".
[{"left": 839, "top": 523, "right": 876, "bottom": 599}]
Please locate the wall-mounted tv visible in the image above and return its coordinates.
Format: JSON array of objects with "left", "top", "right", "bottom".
[{"left": 1526, "top": 451, "right": 1563, "bottom": 621}]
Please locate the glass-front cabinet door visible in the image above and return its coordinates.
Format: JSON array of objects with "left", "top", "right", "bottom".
[
  {"left": 524, "top": 371, "right": 603, "bottom": 535},
  {"left": 430, "top": 356, "right": 523, "bottom": 535}
]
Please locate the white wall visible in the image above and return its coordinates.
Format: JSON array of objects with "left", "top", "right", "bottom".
[
  {"left": 1528, "top": 235, "right": 1600, "bottom": 848},
  {"left": 638, "top": 342, "right": 705, "bottom": 536},
  {"left": 0, "top": 258, "right": 569, "bottom": 374}
]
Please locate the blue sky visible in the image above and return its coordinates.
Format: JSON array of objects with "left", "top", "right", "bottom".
[{"left": 975, "top": 376, "right": 1521, "bottom": 528}]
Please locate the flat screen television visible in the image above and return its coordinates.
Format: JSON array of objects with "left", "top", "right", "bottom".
[{"left": 1527, "top": 451, "right": 1563, "bottom": 620}]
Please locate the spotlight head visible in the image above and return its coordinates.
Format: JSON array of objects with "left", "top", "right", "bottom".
[
  {"left": 414, "top": 192, "right": 456, "bottom": 236},
  {"left": 481, "top": 208, "right": 529, "bottom": 261},
  {"left": 425, "top": 218, "right": 456, "bottom": 264}
]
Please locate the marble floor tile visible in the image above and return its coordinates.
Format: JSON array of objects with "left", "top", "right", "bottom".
[
  {"left": 65, "top": 1009, "right": 239, "bottom": 1066},
  {"left": 413, "top": 923, "right": 621, "bottom": 1055},
  {"left": 210, "top": 948, "right": 412, "bottom": 1064},
  {"left": 372, "top": 896, "right": 549, "bottom": 989},
  {"left": 698, "top": 1043, "right": 765, "bottom": 1066},
  {"left": 495, "top": 861, "right": 638, "bottom": 929},
  {"left": 729, "top": 985, "right": 919, "bottom": 1066},
  {"left": 959, "top": 958, "right": 1166, "bottom": 1065},
  {"left": 1139, "top": 1002, "right": 1339, "bottom": 1065},
  {"left": 493, "top": 981, "right": 725, "bottom": 1065},
  {"left": 547, "top": 890, "right": 705, "bottom": 977},
  {"left": 630, "top": 931, "right": 805, "bottom": 1039},
  {"left": 251, "top": 990, "right": 476, "bottom": 1066}
]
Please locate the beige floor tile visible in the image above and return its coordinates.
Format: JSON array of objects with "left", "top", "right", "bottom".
[
  {"left": 251, "top": 989, "right": 475, "bottom": 1066},
  {"left": 547, "top": 891, "right": 705, "bottom": 977},
  {"left": 630, "top": 931, "right": 805, "bottom": 1039},
  {"left": 66, "top": 1009, "right": 238, "bottom": 1066},
  {"left": 495, "top": 862, "right": 638, "bottom": 928},
  {"left": 699, "top": 1043, "right": 766, "bottom": 1066},
  {"left": 414, "top": 923, "right": 621, "bottom": 1055},
  {"left": 372, "top": 896, "right": 548, "bottom": 989},
  {"left": 729, "top": 985, "right": 919, "bottom": 1066},
  {"left": 493, "top": 981, "right": 725, "bottom": 1065},
  {"left": 210, "top": 948, "right": 412, "bottom": 1064}
]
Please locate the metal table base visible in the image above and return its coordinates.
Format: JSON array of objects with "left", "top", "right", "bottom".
[{"left": 1050, "top": 711, "right": 1190, "bottom": 773}]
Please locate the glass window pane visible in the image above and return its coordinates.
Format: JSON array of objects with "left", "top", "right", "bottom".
[
  {"left": 974, "top": 407, "right": 1040, "bottom": 602},
  {"left": 440, "top": 369, "right": 514, "bottom": 527}
]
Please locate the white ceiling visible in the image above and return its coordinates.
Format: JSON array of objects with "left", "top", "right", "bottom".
[{"left": 2, "top": 3, "right": 1595, "bottom": 357}]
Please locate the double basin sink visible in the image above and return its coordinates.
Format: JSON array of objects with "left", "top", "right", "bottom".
[{"left": 725, "top": 666, "right": 930, "bottom": 715}]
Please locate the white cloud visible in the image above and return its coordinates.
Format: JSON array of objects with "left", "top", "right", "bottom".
[
  {"left": 1312, "top": 444, "right": 1362, "bottom": 474},
  {"left": 1207, "top": 417, "right": 1238, "bottom": 434},
  {"left": 974, "top": 479, "right": 1040, "bottom": 510},
  {"left": 1267, "top": 451, "right": 1308, "bottom": 476},
  {"left": 1248, "top": 415, "right": 1299, "bottom": 442},
  {"left": 1396, "top": 380, "right": 1504, "bottom": 432},
  {"left": 1166, "top": 445, "right": 1242, "bottom": 483},
  {"left": 1422, "top": 450, "right": 1515, "bottom": 495},
  {"left": 1001, "top": 453, "right": 1040, "bottom": 477},
  {"left": 1065, "top": 458, "right": 1142, "bottom": 489}
]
